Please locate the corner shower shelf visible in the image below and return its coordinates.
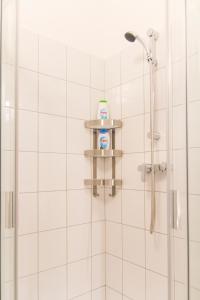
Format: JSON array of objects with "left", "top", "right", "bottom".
[
  {"left": 85, "top": 119, "right": 122, "bottom": 129},
  {"left": 84, "top": 149, "right": 123, "bottom": 158},
  {"left": 84, "top": 119, "right": 123, "bottom": 197}
]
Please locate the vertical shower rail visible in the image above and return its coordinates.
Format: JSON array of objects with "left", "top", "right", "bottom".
[{"left": 147, "top": 29, "right": 159, "bottom": 234}]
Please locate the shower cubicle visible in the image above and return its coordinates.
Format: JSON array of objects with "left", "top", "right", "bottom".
[{"left": 1, "top": 0, "right": 200, "bottom": 299}]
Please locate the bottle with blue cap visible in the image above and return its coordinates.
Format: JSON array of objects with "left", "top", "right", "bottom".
[{"left": 98, "top": 129, "right": 110, "bottom": 150}]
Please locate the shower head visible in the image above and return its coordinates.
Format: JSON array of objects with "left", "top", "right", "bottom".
[
  {"left": 124, "top": 31, "right": 151, "bottom": 60},
  {"left": 124, "top": 32, "right": 137, "bottom": 43}
]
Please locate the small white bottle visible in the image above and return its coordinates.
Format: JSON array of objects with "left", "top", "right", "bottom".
[
  {"left": 98, "top": 129, "right": 110, "bottom": 150},
  {"left": 97, "top": 100, "right": 109, "bottom": 120}
]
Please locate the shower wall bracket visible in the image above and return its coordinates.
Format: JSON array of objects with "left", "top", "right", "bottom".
[{"left": 84, "top": 119, "right": 122, "bottom": 197}]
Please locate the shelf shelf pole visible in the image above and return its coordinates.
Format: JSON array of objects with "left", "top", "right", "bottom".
[
  {"left": 110, "top": 129, "right": 116, "bottom": 197},
  {"left": 93, "top": 129, "right": 99, "bottom": 197}
]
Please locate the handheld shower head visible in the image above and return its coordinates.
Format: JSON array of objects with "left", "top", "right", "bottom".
[
  {"left": 124, "top": 32, "right": 137, "bottom": 43},
  {"left": 124, "top": 31, "right": 150, "bottom": 58}
]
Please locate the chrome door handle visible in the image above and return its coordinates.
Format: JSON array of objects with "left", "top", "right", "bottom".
[
  {"left": 172, "top": 190, "right": 181, "bottom": 230},
  {"left": 5, "top": 191, "right": 14, "bottom": 229}
]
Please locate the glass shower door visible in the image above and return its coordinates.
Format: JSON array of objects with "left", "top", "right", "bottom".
[
  {"left": 1, "top": 0, "right": 16, "bottom": 299},
  {"left": 186, "top": 0, "right": 200, "bottom": 298}
]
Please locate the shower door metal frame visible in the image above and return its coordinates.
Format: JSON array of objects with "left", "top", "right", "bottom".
[{"left": 166, "top": 0, "right": 189, "bottom": 299}]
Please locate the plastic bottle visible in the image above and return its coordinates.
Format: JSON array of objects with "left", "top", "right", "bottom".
[
  {"left": 98, "top": 129, "right": 110, "bottom": 150},
  {"left": 97, "top": 100, "right": 109, "bottom": 120}
]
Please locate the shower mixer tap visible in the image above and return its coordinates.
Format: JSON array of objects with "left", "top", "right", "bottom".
[{"left": 138, "top": 162, "right": 167, "bottom": 182}]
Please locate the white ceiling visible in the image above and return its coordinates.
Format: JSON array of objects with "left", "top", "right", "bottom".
[{"left": 19, "top": 0, "right": 166, "bottom": 59}]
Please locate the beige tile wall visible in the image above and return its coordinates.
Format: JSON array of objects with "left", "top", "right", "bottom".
[{"left": 17, "top": 29, "right": 105, "bottom": 300}]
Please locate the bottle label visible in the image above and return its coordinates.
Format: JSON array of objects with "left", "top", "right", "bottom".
[
  {"left": 100, "top": 135, "right": 108, "bottom": 149},
  {"left": 100, "top": 108, "right": 108, "bottom": 120}
]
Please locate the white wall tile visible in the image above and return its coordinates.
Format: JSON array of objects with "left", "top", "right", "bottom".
[
  {"left": 2, "top": 64, "right": 15, "bottom": 108},
  {"left": 39, "top": 229, "right": 67, "bottom": 271},
  {"left": 39, "top": 114, "right": 66, "bottom": 153},
  {"left": 92, "top": 221, "right": 105, "bottom": 255},
  {"left": 190, "top": 241, "right": 200, "bottom": 290},
  {"left": 5, "top": 281, "right": 14, "bottom": 300},
  {"left": 2, "top": 107, "right": 15, "bottom": 151},
  {"left": 39, "top": 74, "right": 66, "bottom": 116},
  {"left": 122, "top": 190, "right": 145, "bottom": 228},
  {"left": 67, "top": 118, "right": 90, "bottom": 154},
  {"left": 105, "top": 87, "right": 121, "bottom": 119},
  {"left": 189, "top": 148, "right": 200, "bottom": 194},
  {"left": 175, "top": 282, "right": 187, "bottom": 300},
  {"left": 146, "top": 231, "right": 167, "bottom": 276},
  {"left": 18, "top": 68, "right": 38, "bottom": 111},
  {"left": 75, "top": 292, "right": 91, "bottom": 300},
  {"left": 122, "top": 115, "right": 144, "bottom": 153},
  {"left": 68, "top": 224, "right": 91, "bottom": 262},
  {"left": 67, "top": 82, "right": 90, "bottom": 119},
  {"left": 92, "top": 189, "right": 105, "bottom": 222},
  {"left": 18, "top": 193, "right": 38, "bottom": 235},
  {"left": 90, "top": 89, "right": 105, "bottom": 119},
  {"left": 106, "top": 222, "right": 122, "bottom": 258},
  {"left": 122, "top": 153, "right": 144, "bottom": 190},
  {"left": 92, "top": 254, "right": 105, "bottom": 289},
  {"left": 173, "top": 149, "right": 187, "bottom": 193},
  {"left": 18, "top": 152, "right": 38, "bottom": 193},
  {"left": 39, "top": 37, "right": 66, "bottom": 79},
  {"left": 39, "top": 266, "right": 67, "bottom": 300},
  {"left": 188, "top": 53, "right": 200, "bottom": 102},
  {"left": 18, "top": 110, "right": 38, "bottom": 151},
  {"left": 171, "top": 0, "right": 186, "bottom": 62},
  {"left": 18, "top": 234, "right": 38, "bottom": 277},
  {"left": 67, "top": 154, "right": 90, "bottom": 190},
  {"left": 173, "top": 105, "right": 186, "bottom": 149},
  {"left": 39, "top": 191, "right": 66, "bottom": 231},
  {"left": 106, "top": 288, "right": 122, "bottom": 300},
  {"left": 106, "top": 254, "right": 122, "bottom": 292},
  {"left": 146, "top": 271, "right": 168, "bottom": 300},
  {"left": 172, "top": 59, "right": 186, "bottom": 106},
  {"left": 105, "top": 54, "right": 120, "bottom": 89},
  {"left": 68, "top": 189, "right": 91, "bottom": 226},
  {"left": 39, "top": 153, "right": 66, "bottom": 191},
  {"left": 191, "top": 288, "right": 200, "bottom": 300},
  {"left": 18, "top": 30, "right": 38, "bottom": 71},
  {"left": 68, "top": 258, "right": 91, "bottom": 299},
  {"left": 121, "top": 46, "right": 143, "bottom": 84},
  {"left": 67, "top": 48, "right": 90, "bottom": 86},
  {"left": 3, "top": 150, "right": 15, "bottom": 192},
  {"left": 174, "top": 237, "right": 187, "bottom": 283},
  {"left": 5, "top": 237, "right": 14, "bottom": 282},
  {"left": 123, "top": 261, "right": 145, "bottom": 300},
  {"left": 123, "top": 226, "right": 145, "bottom": 267},
  {"left": 121, "top": 78, "right": 144, "bottom": 118},
  {"left": 106, "top": 190, "right": 121, "bottom": 223},
  {"left": 92, "top": 287, "right": 105, "bottom": 300},
  {"left": 189, "top": 195, "right": 200, "bottom": 242},
  {"left": 18, "top": 275, "right": 38, "bottom": 300},
  {"left": 188, "top": 101, "right": 200, "bottom": 147},
  {"left": 91, "top": 56, "right": 105, "bottom": 90}
]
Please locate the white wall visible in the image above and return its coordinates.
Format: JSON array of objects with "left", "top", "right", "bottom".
[{"left": 18, "top": 0, "right": 166, "bottom": 59}]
